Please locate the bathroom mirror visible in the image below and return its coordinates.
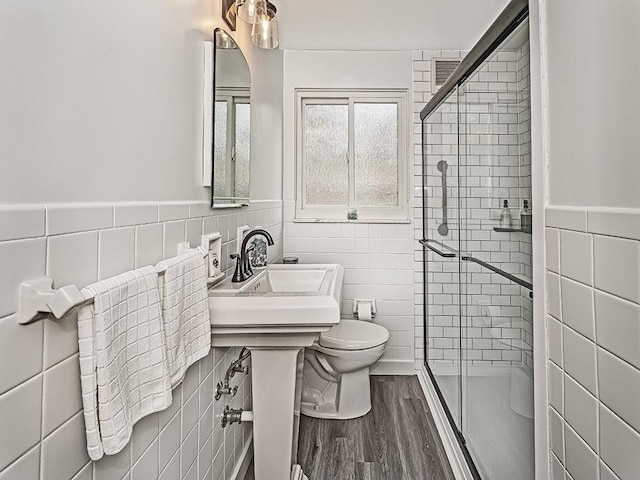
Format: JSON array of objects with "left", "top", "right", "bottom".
[{"left": 205, "top": 28, "right": 251, "bottom": 208}]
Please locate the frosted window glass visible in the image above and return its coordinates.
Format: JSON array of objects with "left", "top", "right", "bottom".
[
  {"left": 213, "top": 101, "right": 227, "bottom": 197},
  {"left": 235, "top": 103, "right": 250, "bottom": 199},
  {"left": 304, "top": 104, "right": 349, "bottom": 205},
  {"left": 354, "top": 103, "right": 398, "bottom": 206}
]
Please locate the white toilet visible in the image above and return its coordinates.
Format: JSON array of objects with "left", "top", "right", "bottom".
[{"left": 301, "top": 319, "right": 389, "bottom": 419}]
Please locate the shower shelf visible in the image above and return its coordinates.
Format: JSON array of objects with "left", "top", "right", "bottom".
[{"left": 493, "top": 227, "right": 531, "bottom": 234}]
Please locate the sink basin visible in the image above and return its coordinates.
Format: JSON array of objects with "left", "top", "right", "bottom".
[
  {"left": 208, "top": 263, "right": 344, "bottom": 347},
  {"left": 255, "top": 268, "right": 328, "bottom": 293}
]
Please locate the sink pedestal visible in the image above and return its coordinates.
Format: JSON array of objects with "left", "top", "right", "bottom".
[{"left": 250, "top": 347, "right": 300, "bottom": 480}]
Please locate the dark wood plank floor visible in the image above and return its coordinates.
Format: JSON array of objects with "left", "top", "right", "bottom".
[{"left": 244, "top": 376, "right": 455, "bottom": 480}]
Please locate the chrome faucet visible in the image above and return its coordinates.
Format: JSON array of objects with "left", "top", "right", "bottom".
[{"left": 230, "top": 228, "right": 274, "bottom": 283}]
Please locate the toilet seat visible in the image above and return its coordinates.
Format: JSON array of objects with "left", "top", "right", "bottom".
[{"left": 318, "top": 319, "right": 389, "bottom": 350}]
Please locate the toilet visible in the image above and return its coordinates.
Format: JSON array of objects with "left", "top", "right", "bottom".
[{"left": 301, "top": 319, "right": 389, "bottom": 419}]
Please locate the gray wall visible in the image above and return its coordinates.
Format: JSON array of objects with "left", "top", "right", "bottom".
[
  {"left": 546, "top": 0, "right": 640, "bottom": 208},
  {"left": 0, "top": 0, "right": 283, "bottom": 204}
]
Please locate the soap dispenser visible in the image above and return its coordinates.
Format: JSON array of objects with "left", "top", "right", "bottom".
[
  {"left": 521, "top": 200, "right": 532, "bottom": 233},
  {"left": 500, "top": 200, "right": 512, "bottom": 229}
]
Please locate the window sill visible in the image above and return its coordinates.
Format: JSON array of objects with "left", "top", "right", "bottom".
[{"left": 293, "top": 218, "right": 411, "bottom": 225}]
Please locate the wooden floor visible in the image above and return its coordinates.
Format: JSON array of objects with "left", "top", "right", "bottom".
[{"left": 244, "top": 376, "right": 455, "bottom": 480}]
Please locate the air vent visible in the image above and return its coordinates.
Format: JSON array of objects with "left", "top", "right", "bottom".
[{"left": 431, "top": 58, "right": 461, "bottom": 94}]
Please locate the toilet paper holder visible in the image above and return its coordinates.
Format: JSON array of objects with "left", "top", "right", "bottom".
[{"left": 352, "top": 299, "right": 377, "bottom": 319}]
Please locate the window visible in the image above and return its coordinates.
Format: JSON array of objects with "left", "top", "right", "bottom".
[
  {"left": 213, "top": 88, "right": 250, "bottom": 200},
  {"left": 296, "top": 90, "right": 408, "bottom": 221}
]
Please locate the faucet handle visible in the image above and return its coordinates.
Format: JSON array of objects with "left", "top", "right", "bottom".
[{"left": 230, "top": 254, "right": 244, "bottom": 283}]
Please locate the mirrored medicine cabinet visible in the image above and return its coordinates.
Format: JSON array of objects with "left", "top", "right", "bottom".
[{"left": 204, "top": 28, "right": 251, "bottom": 208}]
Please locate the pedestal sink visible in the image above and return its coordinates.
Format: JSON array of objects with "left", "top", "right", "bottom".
[{"left": 209, "top": 264, "right": 344, "bottom": 480}]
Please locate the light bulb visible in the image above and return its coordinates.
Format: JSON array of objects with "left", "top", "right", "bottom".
[
  {"left": 237, "top": 0, "right": 266, "bottom": 24},
  {"left": 250, "top": 0, "right": 278, "bottom": 49}
]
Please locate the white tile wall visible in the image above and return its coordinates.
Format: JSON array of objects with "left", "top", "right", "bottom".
[
  {"left": 0, "top": 374, "right": 42, "bottom": 471},
  {"left": 0, "top": 206, "right": 46, "bottom": 242},
  {"left": 564, "top": 373, "right": 598, "bottom": 451},
  {"left": 597, "top": 348, "right": 640, "bottom": 432},
  {"left": 594, "top": 235, "right": 640, "bottom": 304},
  {"left": 0, "top": 315, "right": 43, "bottom": 395},
  {"left": 0, "top": 200, "right": 283, "bottom": 480},
  {"left": 548, "top": 361, "right": 563, "bottom": 414},
  {"left": 561, "top": 277, "right": 595, "bottom": 339},
  {"left": 282, "top": 209, "right": 416, "bottom": 373},
  {"left": 0, "top": 239, "right": 47, "bottom": 318},
  {"left": 564, "top": 423, "right": 598, "bottom": 480},
  {"left": 113, "top": 203, "right": 158, "bottom": 228},
  {"left": 46, "top": 204, "right": 113, "bottom": 236},
  {"left": 599, "top": 404, "right": 640, "bottom": 480},
  {"left": 594, "top": 291, "right": 640, "bottom": 371},
  {"left": 560, "top": 230, "right": 592, "bottom": 285},
  {"left": 546, "top": 205, "right": 640, "bottom": 480},
  {"left": 98, "top": 227, "right": 135, "bottom": 280}
]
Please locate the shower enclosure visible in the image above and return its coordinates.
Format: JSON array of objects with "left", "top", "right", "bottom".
[{"left": 420, "top": 1, "right": 533, "bottom": 479}]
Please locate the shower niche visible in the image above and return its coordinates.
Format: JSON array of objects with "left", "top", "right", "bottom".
[{"left": 420, "top": 2, "right": 534, "bottom": 479}]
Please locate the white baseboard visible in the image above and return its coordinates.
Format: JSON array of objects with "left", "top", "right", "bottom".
[
  {"left": 370, "top": 359, "right": 415, "bottom": 375},
  {"left": 230, "top": 438, "right": 254, "bottom": 480},
  {"left": 416, "top": 365, "right": 475, "bottom": 480}
]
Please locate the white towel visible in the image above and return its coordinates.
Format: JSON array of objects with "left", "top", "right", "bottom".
[
  {"left": 77, "top": 266, "right": 172, "bottom": 460},
  {"left": 156, "top": 249, "right": 211, "bottom": 387}
]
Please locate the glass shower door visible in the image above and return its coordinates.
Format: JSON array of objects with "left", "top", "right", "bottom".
[
  {"left": 457, "top": 19, "right": 534, "bottom": 480},
  {"left": 422, "top": 88, "right": 463, "bottom": 430},
  {"left": 420, "top": 5, "right": 533, "bottom": 480}
]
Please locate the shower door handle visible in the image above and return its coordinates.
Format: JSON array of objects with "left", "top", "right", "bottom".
[
  {"left": 437, "top": 161, "right": 449, "bottom": 236},
  {"left": 419, "top": 239, "right": 456, "bottom": 258}
]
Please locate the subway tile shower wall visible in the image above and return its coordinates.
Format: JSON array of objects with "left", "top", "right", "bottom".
[
  {"left": 546, "top": 206, "right": 640, "bottom": 480},
  {"left": 0, "top": 200, "right": 283, "bottom": 480},
  {"left": 412, "top": 47, "right": 533, "bottom": 375},
  {"left": 412, "top": 49, "right": 464, "bottom": 372}
]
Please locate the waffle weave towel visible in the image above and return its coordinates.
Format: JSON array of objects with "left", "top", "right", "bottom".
[
  {"left": 77, "top": 266, "right": 172, "bottom": 460},
  {"left": 156, "top": 249, "right": 211, "bottom": 387}
]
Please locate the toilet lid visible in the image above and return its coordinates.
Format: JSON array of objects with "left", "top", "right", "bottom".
[{"left": 319, "top": 320, "right": 390, "bottom": 350}]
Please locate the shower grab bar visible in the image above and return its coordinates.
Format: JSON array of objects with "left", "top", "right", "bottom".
[
  {"left": 419, "top": 239, "right": 456, "bottom": 258},
  {"left": 436, "top": 161, "right": 449, "bottom": 236},
  {"left": 420, "top": 240, "right": 533, "bottom": 297},
  {"left": 461, "top": 255, "right": 533, "bottom": 291}
]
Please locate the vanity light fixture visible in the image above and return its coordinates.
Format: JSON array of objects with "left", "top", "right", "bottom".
[
  {"left": 250, "top": 1, "right": 279, "bottom": 49},
  {"left": 236, "top": 0, "right": 267, "bottom": 25},
  {"left": 222, "top": 0, "right": 238, "bottom": 31},
  {"left": 222, "top": 0, "right": 279, "bottom": 50}
]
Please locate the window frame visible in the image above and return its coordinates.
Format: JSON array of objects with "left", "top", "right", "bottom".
[
  {"left": 213, "top": 87, "right": 250, "bottom": 201},
  {"left": 295, "top": 89, "right": 409, "bottom": 222}
]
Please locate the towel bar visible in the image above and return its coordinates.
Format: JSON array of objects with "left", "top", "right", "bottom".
[{"left": 17, "top": 244, "right": 208, "bottom": 326}]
